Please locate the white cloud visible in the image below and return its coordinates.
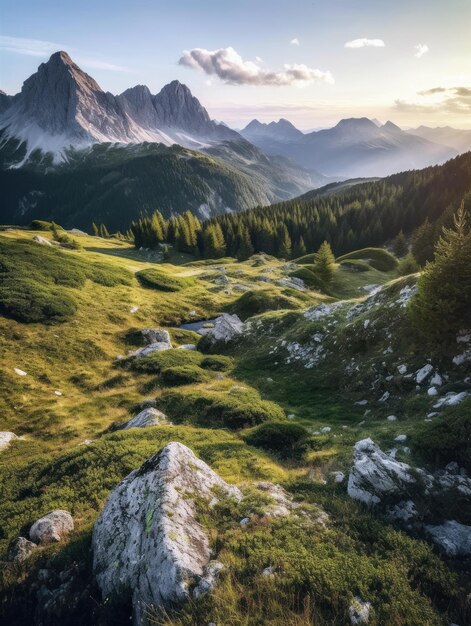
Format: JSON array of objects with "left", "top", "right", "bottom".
[
  {"left": 290, "top": 38, "right": 300, "bottom": 46},
  {"left": 179, "top": 46, "right": 333, "bottom": 86},
  {"left": 344, "top": 38, "right": 385, "bottom": 49},
  {"left": 0, "top": 36, "right": 129, "bottom": 72},
  {"left": 414, "top": 43, "right": 429, "bottom": 58}
]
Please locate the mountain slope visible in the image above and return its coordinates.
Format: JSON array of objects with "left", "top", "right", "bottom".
[
  {"left": 407, "top": 125, "right": 471, "bottom": 155},
  {"left": 242, "top": 117, "right": 458, "bottom": 178}
]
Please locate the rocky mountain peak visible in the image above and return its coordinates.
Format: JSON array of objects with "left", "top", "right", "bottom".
[{"left": 153, "top": 80, "right": 210, "bottom": 130}]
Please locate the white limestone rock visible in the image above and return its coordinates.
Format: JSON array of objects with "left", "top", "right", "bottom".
[
  {"left": 349, "top": 597, "right": 371, "bottom": 624},
  {"left": 123, "top": 408, "right": 169, "bottom": 430},
  {"left": 30, "top": 510, "right": 74, "bottom": 545},
  {"left": 92, "top": 442, "right": 241, "bottom": 623},
  {"left": 0, "top": 431, "right": 18, "bottom": 451},
  {"left": 416, "top": 364, "right": 433, "bottom": 384},
  {"left": 425, "top": 521, "right": 471, "bottom": 556},
  {"left": 347, "top": 438, "right": 416, "bottom": 506},
  {"left": 205, "top": 313, "right": 244, "bottom": 344}
]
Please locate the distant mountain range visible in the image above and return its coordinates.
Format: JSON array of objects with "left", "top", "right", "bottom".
[
  {"left": 241, "top": 117, "right": 460, "bottom": 178},
  {"left": 0, "top": 51, "right": 468, "bottom": 230}
]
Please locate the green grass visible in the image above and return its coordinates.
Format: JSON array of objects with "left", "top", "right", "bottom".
[
  {"left": 136, "top": 268, "right": 196, "bottom": 291},
  {"left": 336, "top": 247, "right": 399, "bottom": 272},
  {"left": 227, "top": 288, "right": 301, "bottom": 320}
]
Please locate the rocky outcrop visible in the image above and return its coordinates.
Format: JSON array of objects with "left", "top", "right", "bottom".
[
  {"left": 123, "top": 407, "right": 170, "bottom": 430},
  {"left": 349, "top": 597, "right": 371, "bottom": 624},
  {"left": 92, "top": 442, "right": 241, "bottom": 624},
  {"left": 30, "top": 510, "right": 74, "bottom": 545},
  {"left": 0, "top": 431, "right": 18, "bottom": 451},
  {"left": 7, "top": 536, "right": 37, "bottom": 562},
  {"left": 204, "top": 313, "right": 244, "bottom": 344}
]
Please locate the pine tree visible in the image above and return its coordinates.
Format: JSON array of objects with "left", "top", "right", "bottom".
[
  {"left": 236, "top": 226, "right": 254, "bottom": 261},
  {"left": 278, "top": 226, "right": 292, "bottom": 259},
  {"left": 409, "top": 204, "right": 471, "bottom": 339},
  {"left": 92, "top": 222, "right": 99, "bottom": 237},
  {"left": 293, "top": 236, "right": 307, "bottom": 259},
  {"left": 411, "top": 219, "right": 436, "bottom": 266},
  {"left": 392, "top": 230, "right": 408, "bottom": 257},
  {"left": 397, "top": 252, "right": 419, "bottom": 276},
  {"left": 314, "top": 241, "right": 336, "bottom": 284}
]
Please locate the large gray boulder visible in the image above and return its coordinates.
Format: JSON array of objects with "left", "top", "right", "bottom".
[
  {"left": 347, "top": 438, "right": 416, "bottom": 506},
  {"left": 92, "top": 442, "right": 241, "bottom": 624},
  {"left": 123, "top": 407, "right": 169, "bottom": 430},
  {"left": 30, "top": 510, "right": 74, "bottom": 545},
  {"left": 205, "top": 313, "right": 244, "bottom": 343},
  {"left": 425, "top": 521, "right": 471, "bottom": 556}
]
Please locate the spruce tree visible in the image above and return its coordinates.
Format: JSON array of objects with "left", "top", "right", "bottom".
[
  {"left": 411, "top": 219, "right": 436, "bottom": 266},
  {"left": 278, "top": 226, "right": 292, "bottom": 259},
  {"left": 392, "top": 230, "right": 408, "bottom": 257},
  {"left": 92, "top": 222, "right": 99, "bottom": 237},
  {"left": 410, "top": 204, "right": 471, "bottom": 339},
  {"left": 314, "top": 241, "right": 336, "bottom": 284}
]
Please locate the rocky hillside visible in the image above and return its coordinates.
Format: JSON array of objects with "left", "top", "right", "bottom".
[{"left": 0, "top": 228, "right": 470, "bottom": 626}]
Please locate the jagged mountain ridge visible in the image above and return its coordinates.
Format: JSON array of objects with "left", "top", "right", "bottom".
[
  {"left": 0, "top": 51, "right": 240, "bottom": 161},
  {"left": 241, "top": 116, "right": 458, "bottom": 178}
]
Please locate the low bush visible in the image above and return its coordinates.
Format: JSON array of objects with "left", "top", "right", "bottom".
[
  {"left": 161, "top": 364, "right": 209, "bottom": 386},
  {"left": 30, "top": 219, "right": 53, "bottom": 231},
  {"left": 129, "top": 349, "right": 203, "bottom": 373},
  {"left": 289, "top": 266, "right": 326, "bottom": 289},
  {"left": 158, "top": 387, "right": 286, "bottom": 429},
  {"left": 243, "top": 422, "right": 309, "bottom": 458},
  {"left": 200, "top": 355, "right": 233, "bottom": 371},
  {"left": 136, "top": 268, "right": 194, "bottom": 291},
  {"left": 337, "top": 247, "right": 398, "bottom": 272},
  {"left": 414, "top": 399, "right": 471, "bottom": 472},
  {"left": 228, "top": 289, "right": 298, "bottom": 320}
]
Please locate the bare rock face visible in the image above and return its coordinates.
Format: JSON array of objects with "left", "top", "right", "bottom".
[
  {"left": 30, "top": 510, "right": 74, "bottom": 545},
  {"left": 0, "top": 431, "right": 18, "bottom": 451},
  {"left": 425, "top": 521, "right": 471, "bottom": 556},
  {"left": 92, "top": 442, "right": 241, "bottom": 624},
  {"left": 8, "top": 536, "right": 37, "bottom": 562},
  {"left": 123, "top": 407, "right": 170, "bottom": 429}
]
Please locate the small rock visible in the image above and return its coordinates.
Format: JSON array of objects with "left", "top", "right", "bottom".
[
  {"left": 355, "top": 400, "right": 368, "bottom": 406},
  {"left": 427, "top": 386, "right": 438, "bottom": 396},
  {"left": 54, "top": 391, "right": 63, "bottom": 397},
  {"left": 416, "top": 364, "right": 433, "bottom": 384},
  {"left": 30, "top": 510, "right": 74, "bottom": 545},
  {"left": 430, "top": 372, "right": 442, "bottom": 386},
  {"left": 349, "top": 596, "right": 371, "bottom": 624},
  {"left": 129, "top": 306, "right": 139, "bottom": 314},
  {"left": 425, "top": 520, "right": 471, "bottom": 556},
  {"left": 193, "top": 561, "right": 224, "bottom": 599},
  {"left": 397, "top": 364, "right": 407, "bottom": 375},
  {"left": 177, "top": 344, "right": 197, "bottom": 350},
  {"left": 0, "top": 431, "right": 18, "bottom": 451},
  {"left": 331, "top": 471, "right": 345, "bottom": 483},
  {"left": 14, "top": 368, "right": 27, "bottom": 376},
  {"left": 387, "top": 415, "right": 397, "bottom": 421},
  {"left": 240, "top": 517, "right": 250, "bottom": 526},
  {"left": 320, "top": 426, "right": 331, "bottom": 433},
  {"left": 378, "top": 391, "right": 390, "bottom": 403},
  {"left": 7, "top": 537, "right": 37, "bottom": 562},
  {"left": 394, "top": 435, "right": 407, "bottom": 443},
  {"left": 262, "top": 566, "right": 276, "bottom": 577},
  {"left": 123, "top": 408, "right": 169, "bottom": 430}
]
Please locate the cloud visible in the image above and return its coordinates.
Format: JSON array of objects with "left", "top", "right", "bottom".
[
  {"left": 344, "top": 38, "right": 385, "bottom": 49},
  {"left": 414, "top": 43, "right": 429, "bottom": 58},
  {"left": 395, "top": 86, "right": 471, "bottom": 115},
  {"left": 255, "top": 56, "right": 263, "bottom": 63},
  {"left": 179, "top": 46, "right": 333, "bottom": 86},
  {"left": 417, "top": 87, "right": 446, "bottom": 96},
  {"left": 290, "top": 38, "right": 300, "bottom": 46},
  {"left": 0, "top": 35, "right": 129, "bottom": 72}
]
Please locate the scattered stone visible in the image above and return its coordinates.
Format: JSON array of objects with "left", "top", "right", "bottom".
[
  {"left": 386, "top": 499, "right": 417, "bottom": 525},
  {"left": 0, "top": 431, "right": 18, "bottom": 451},
  {"left": 331, "top": 471, "right": 345, "bottom": 483},
  {"left": 192, "top": 561, "right": 224, "bottom": 599},
  {"left": 276, "top": 277, "right": 306, "bottom": 292},
  {"left": 394, "top": 435, "right": 407, "bottom": 443},
  {"left": 262, "top": 566, "right": 276, "bottom": 577},
  {"left": 355, "top": 400, "right": 368, "bottom": 406},
  {"left": 304, "top": 302, "right": 342, "bottom": 321},
  {"left": 30, "top": 510, "right": 74, "bottom": 545},
  {"left": 54, "top": 391, "right": 63, "bottom": 397},
  {"left": 14, "top": 368, "right": 27, "bottom": 376},
  {"left": 92, "top": 442, "right": 241, "bottom": 622},
  {"left": 79, "top": 439, "right": 93, "bottom": 446},
  {"left": 214, "top": 274, "right": 230, "bottom": 285},
  {"left": 287, "top": 413, "right": 295, "bottom": 420},
  {"left": 378, "top": 391, "right": 390, "bottom": 403},
  {"left": 416, "top": 364, "right": 433, "bottom": 384},
  {"left": 240, "top": 517, "right": 250, "bottom": 526},
  {"left": 397, "top": 364, "right": 407, "bottom": 375},
  {"left": 433, "top": 391, "right": 468, "bottom": 409},
  {"left": 7, "top": 536, "right": 37, "bottom": 562},
  {"left": 177, "top": 344, "right": 197, "bottom": 350},
  {"left": 320, "top": 426, "right": 331, "bottom": 433},
  {"left": 123, "top": 408, "right": 169, "bottom": 430},
  {"left": 425, "top": 521, "right": 471, "bottom": 556},
  {"left": 139, "top": 329, "right": 172, "bottom": 346},
  {"left": 32, "top": 235, "right": 54, "bottom": 246},
  {"left": 349, "top": 597, "right": 371, "bottom": 624},
  {"left": 386, "top": 415, "right": 397, "bottom": 421},
  {"left": 430, "top": 372, "right": 442, "bottom": 386},
  {"left": 129, "top": 306, "right": 139, "bottom": 314}
]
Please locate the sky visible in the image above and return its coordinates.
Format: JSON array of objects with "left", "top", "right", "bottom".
[{"left": 1, "top": 0, "right": 470, "bottom": 129}]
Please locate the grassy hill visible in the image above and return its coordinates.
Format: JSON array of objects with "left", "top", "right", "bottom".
[{"left": 0, "top": 231, "right": 469, "bottom": 626}]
